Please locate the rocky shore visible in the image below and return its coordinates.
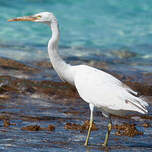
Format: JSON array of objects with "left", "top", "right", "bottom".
[{"left": 0, "top": 56, "right": 151, "bottom": 151}]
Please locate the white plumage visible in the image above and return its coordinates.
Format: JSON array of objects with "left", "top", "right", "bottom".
[
  {"left": 73, "top": 65, "right": 148, "bottom": 115},
  {"left": 8, "top": 12, "right": 149, "bottom": 147}
]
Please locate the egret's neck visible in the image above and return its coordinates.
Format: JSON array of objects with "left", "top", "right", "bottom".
[{"left": 48, "top": 19, "right": 74, "bottom": 85}]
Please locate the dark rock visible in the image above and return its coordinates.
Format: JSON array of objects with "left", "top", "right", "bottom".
[
  {"left": 125, "top": 81, "right": 152, "bottom": 96},
  {"left": 0, "top": 57, "right": 38, "bottom": 72},
  {"left": 47, "top": 125, "right": 55, "bottom": 131},
  {"left": 3, "top": 119, "right": 16, "bottom": 127},
  {"left": 141, "top": 122, "right": 151, "bottom": 128},
  {"left": 111, "top": 50, "right": 137, "bottom": 59},
  {"left": 21, "top": 124, "right": 55, "bottom": 132},
  {"left": 81, "top": 120, "right": 98, "bottom": 131},
  {"left": 113, "top": 123, "right": 143, "bottom": 137},
  {"left": 21, "top": 125, "right": 41, "bottom": 131},
  {"left": 64, "top": 120, "right": 98, "bottom": 131},
  {"left": 34, "top": 60, "right": 52, "bottom": 69},
  {"left": 3, "top": 119, "right": 10, "bottom": 127},
  {"left": 64, "top": 122, "right": 82, "bottom": 130}
]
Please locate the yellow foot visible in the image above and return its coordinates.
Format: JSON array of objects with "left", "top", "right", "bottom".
[
  {"left": 84, "top": 141, "right": 88, "bottom": 146},
  {"left": 102, "top": 143, "right": 107, "bottom": 147}
]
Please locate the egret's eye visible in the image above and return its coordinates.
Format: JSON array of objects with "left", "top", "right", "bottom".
[{"left": 37, "top": 15, "right": 41, "bottom": 19}]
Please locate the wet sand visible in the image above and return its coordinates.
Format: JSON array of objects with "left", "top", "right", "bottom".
[{"left": 0, "top": 57, "right": 152, "bottom": 152}]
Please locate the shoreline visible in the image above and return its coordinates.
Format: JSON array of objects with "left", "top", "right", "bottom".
[{"left": 0, "top": 56, "right": 151, "bottom": 151}]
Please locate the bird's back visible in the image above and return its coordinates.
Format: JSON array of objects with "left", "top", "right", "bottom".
[{"left": 73, "top": 65, "right": 148, "bottom": 116}]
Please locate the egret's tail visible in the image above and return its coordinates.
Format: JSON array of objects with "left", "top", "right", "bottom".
[
  {"left": 127, "top": 96, "right": 149, "bottom": 114},
  {"left": 126, "top": 87, "right": 149, "bottom": 114}
]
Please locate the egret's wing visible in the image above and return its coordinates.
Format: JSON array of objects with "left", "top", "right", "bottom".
[{"left": 74, "top": 65, "right": 148, "bottom": 114}]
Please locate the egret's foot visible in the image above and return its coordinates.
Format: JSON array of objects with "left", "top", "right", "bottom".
[
  {"left": 102, "top": 121, "right": 112, "bottom": 148},
  {"left": 102, "top": 143, "right": 107, "bottom": 147},
  {"left": 84, "top": 121, "right": 93, "bottom": 147},
  {"left": 84, "top": 104, "right": 94, "bottom": 147},
  {"left": 84, "top": 135, "right": 89, "bottom": 146},
  {"left": 84, "top": 142, "right": 88, "bottom": 146}
]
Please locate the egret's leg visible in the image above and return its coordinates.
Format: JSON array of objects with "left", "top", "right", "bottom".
[
  {"left": 102, "top": 117, "right": 112, "bottom": 147},
  {"left": 84, "top": 103, "right": 94, "bottom": 146}
]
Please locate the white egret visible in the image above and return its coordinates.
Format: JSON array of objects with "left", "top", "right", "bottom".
[{"left": 8, "top": 12, "right": 149, "bottom": 147}]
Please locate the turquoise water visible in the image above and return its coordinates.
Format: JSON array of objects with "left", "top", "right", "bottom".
[
  {"left": 1, "top": 0, "right": 152, "bottom": 71},
  {"left": 0, "top": 1, "right": 152, "bottom": 152}
]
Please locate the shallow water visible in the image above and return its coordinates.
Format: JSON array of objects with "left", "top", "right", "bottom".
[
  {"left": 0, "top": 1, "right": 152, "bottom": 151},
  {"left": 1, "top": 0, "right": 152, "bottom": 72},
  {"left": 0, "top": 57, "right": 151, "bottom": 152},
  {"left": 0, "top": 93, "right": 152, "bottom": 152}
]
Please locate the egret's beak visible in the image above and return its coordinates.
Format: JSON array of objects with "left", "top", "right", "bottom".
[{"left": 8, "top": 16, "right": 38, "bottom": 22}]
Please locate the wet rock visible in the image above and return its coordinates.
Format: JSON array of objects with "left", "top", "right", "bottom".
[
  {"left": 0, "top": 56, "right": 151, "bottom": 150},
  {"left": 3, "top": 119, "right": 10, "bottom": 127},
  {"left": 124, "top": 81, "right": 152, "bottom": 96},
  {"left": 0, "top": 75, "right": 79, "bottom": 100},
  {"left": 47, "top": 125, "right": 55, "bottom": 131},
  {"left": 86, "top": 61, "right": 109, "bottom": 70},
  {"left": 0, "top": 58, "right": 151, "bottom": 100},
  {"left": 113, "top": 123, "right": 143, "bottom": 137},
  {"left": 141, "top": 122, "right": 151, "bottom": 128},
  {"left": 64, "top": 122, "right": 82, "bottom": 130},
  {"left": 21, "top": 125, "right": 41, "bottom": 131},
  {"left": 40, "top": 125, "right": 55, "bottom": 131},
  {"left": 35, "top": 81, "right": 79, "bottom": 99},
  {"left": 0, "top": 76, "right": 34, "bottom": 95},
  {"left": 142, "top": 72, "right": 152, "bottom": 84},
  {"left": 0, "top": 115, "right": 9, "bottom": 120},
  {"left": 0, "top": 57, "right": 38, "bottom": 72},
  {"left": 3, "top": 119, "right": 16, "bottom": 127},
  {"left": 21, "top": 124, "right": 55, "bottom": 131},
  {"left": 111, "top": 50, "right": 137, "bottom": 59},
  {"left": 0, "top": 94, "right": 10, "bottom": 99},
  {"left": 111, "top": 72, "right": 152, "bottom": 96},
  {"left": 81, "top": 120, "right": 98, "bottom": 131},
  {"left": 64, "top": 120, "right": 98, "bottom": 131},
  {"left": 34, "top": 60, "right": 52, "bottom": 69}
]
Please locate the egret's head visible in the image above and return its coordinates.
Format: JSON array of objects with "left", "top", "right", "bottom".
[{"left": 8, "top": 12, "right": 55, "bottom": 24}]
